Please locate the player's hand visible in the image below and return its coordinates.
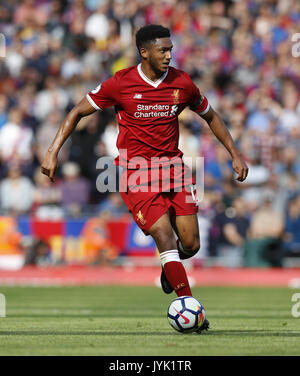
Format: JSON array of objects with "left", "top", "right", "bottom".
[
  {"left": 232, "top": 155, "right": 248, "bottom": 182},
  {"left": 41, "top": 151, "right": 58, "bottom": 182}
]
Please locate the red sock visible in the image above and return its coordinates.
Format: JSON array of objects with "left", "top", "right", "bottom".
[{"left": 160, "top": 250, "right": 192, "bottom": 297}]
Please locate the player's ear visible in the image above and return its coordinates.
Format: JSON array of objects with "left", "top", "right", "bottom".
[{"left": 140, "top": 46, "right": 149, "bottom": 60}]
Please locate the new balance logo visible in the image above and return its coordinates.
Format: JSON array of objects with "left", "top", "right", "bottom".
[
  {"left": 133, "top": 93, "right": 142, "bottom": 99},
  {"left": 170, "top": 104, "right": 178, "bottom": 116}
]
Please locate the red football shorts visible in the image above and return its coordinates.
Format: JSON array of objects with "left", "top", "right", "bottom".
[{"left": 120, "top": 186, "right": 199, "bottom": 235}]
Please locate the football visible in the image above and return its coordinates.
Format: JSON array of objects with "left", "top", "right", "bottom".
[{"left": 167, "top": 296, "right": 206, "bottom": 333}]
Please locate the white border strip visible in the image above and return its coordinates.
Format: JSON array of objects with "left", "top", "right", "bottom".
[
  {"left": 137, "top": 64, "right": 168, "bottom": 88},
  {"left": 86, "top": 94, "right": 102, "bottom": 110},
  {"left": 198, "top": 102, "right": 210, "bottom": 115}
]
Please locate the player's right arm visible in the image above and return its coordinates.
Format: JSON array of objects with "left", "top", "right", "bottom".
[
  {"left": 186, "top": 74, "right": 248, "bottom": 182},
  {"left": 41, "top": 97, "right": 96, "bottom": 181}
]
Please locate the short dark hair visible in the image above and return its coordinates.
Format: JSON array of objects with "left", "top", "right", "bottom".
[{"left": 136, "top": 24, "right": 170, "bottom": 53}]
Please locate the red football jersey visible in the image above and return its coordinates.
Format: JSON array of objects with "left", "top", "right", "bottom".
[{"left": 86, "top": 64, "right": 209, "bottom": 168}]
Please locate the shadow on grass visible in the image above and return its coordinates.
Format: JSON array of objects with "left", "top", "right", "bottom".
[
  {"left": 5, "top": 314, "right": 293, "bottom": 320},
  {"left": 4, "top": 315, "right": 162, "bottom": 319},
  {"left": 0, "top": 331, "right": 173, "bottom": 336},
  {"left": 0, "top": 330, "right": 299, "bottom": 337},
  {"left": 206, "top": 330, "right": 300, "bottom": 337}
]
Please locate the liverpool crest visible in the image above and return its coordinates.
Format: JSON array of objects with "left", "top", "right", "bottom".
[
  {"left": 172, "top": 89, "right": 180, "bottom": 104},
  {"left": 136, "top": 210, "right": 146, "bottom": 226}
]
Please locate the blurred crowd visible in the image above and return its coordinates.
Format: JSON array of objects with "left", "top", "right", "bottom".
[{"left": 0, "top": 0, "right": 300, "bottom": 265}]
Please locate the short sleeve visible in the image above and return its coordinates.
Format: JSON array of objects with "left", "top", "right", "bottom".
[
  {"left": 86, "top": 75, "right": 119, "bottom": 110},
  {"left": 185, "top": 74, "right": 210, "bottom": 115}
]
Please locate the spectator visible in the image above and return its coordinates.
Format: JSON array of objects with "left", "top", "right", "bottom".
[
  {"left": 0, "top": 94, "right": 8, "bottom": 129},
  {"left": 178, "top": 121, "right": 199, "bottom": 173},
  {"left": 283, "top": 195, "right": 300, "bottom": 256},
  {"left": 61, "top": 50, "right": 83, "bottom": 80},
  {"left": 84, "top": 1, "right": 110, "bottom": 42},
  {"left": 32, "top": 168, "right": 63, "bottom": 220},
  {"left": 0, "top": 162, "right": 34, "bottom": 215},
  {"left": 275, "top": 145, "right": 300, "bottom": 177},
  {"left": 101, "top": 117, "right": 119, "bottom": 159},
  {"left": 218, "top": 197, "right": 250, "bottom": 267},
  {"left": 98, "top": 192, "right": 129, "bottom": 219},
  {"left": 33, "top": 77, "right": 69, "bottom": 121},
  {"left": 36, "top": 110, "right": 70, "bottom": 164},
  {"left": 0, "top": 216, "right": 22, "bottom": 255},
  {"left": 25, "top": 239, "right": 52, "bottom": 266},
  {"left": 81, "top": 216, "right": 120, "bottom": 265},
  {"left": 244, "top": 195, "right": 284, "bottom": 267},
  {"left": 0, "top": 107, "right": 34, "bottom": 164},
  {"left": 59, "top": 161, "right": 90, "bottom": 216},
  {"left": 279, "top": 80, "right": 300, "bottom": 134}
]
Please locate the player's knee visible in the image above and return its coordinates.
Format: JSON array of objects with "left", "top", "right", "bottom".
[
  {"left": 181, "top": 238, "right": 200, "bottom": 256},
  {"left": 150, "top": 227, "right": 176, "bottom": 251}
]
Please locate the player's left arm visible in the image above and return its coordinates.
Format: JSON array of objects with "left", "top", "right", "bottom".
[{"left": 200, "top": 106, "right": 248, "bottom": 182}]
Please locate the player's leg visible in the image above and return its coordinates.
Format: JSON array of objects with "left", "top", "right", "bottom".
[
  {"left": 147, "top": 213, "right": 193, "bottom": 297},
  {"left": 171, "top": 214, "right": 200, "bottom": 260},
  {"left": 168, "top": 185, "right": 200, "bottom": 259},
  {"left": 170, "top": 212, "right": 210, "bottom": 333},
  {"left": 120, "top": 185, "right": 193, "bottom": 297}
]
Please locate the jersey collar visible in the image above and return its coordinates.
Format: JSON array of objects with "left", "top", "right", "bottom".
[{"left": 137, "top": 64, "right": 169, "bottom": 88}]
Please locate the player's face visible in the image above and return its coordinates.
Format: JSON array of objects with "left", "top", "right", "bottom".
[{"left": 148, "top": 38, "right": 173, "bottom": 74}]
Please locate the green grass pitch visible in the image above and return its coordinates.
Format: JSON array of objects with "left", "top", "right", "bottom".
[{"left": 0, "top": 285, "right": 299, "bottom": 356}]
